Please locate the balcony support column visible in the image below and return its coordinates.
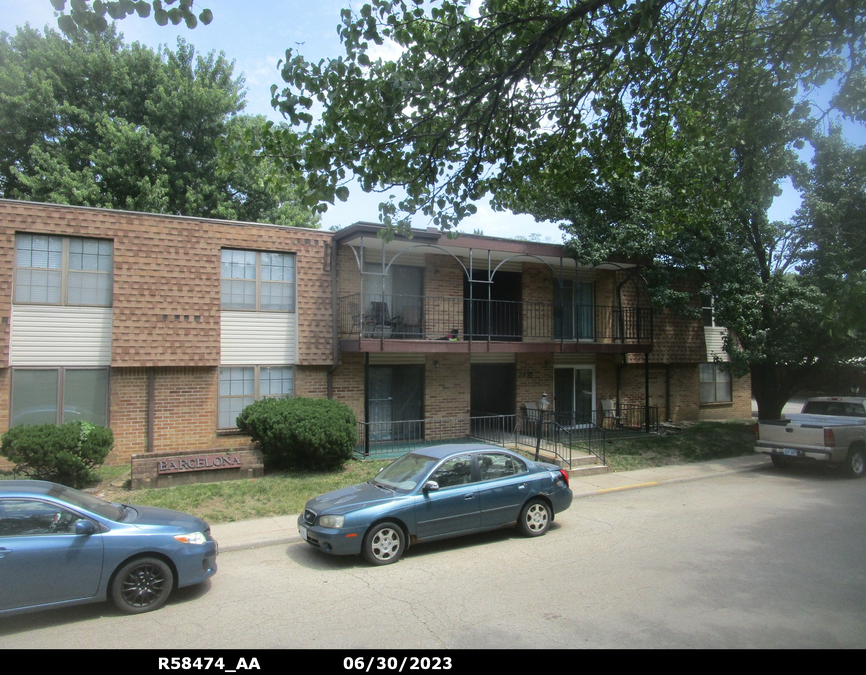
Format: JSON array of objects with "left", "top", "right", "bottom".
[{"left": 645, "top": 351, "right": 650, "bottom": 433}]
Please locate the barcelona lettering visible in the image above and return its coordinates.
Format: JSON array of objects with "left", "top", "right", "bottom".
[{"left": 157, "top": 454, "right": 242, "bottom": 474}]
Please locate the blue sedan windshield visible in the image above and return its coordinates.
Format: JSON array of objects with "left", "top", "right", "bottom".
[
  {"left": 370, "top": 453, "right": 439, "bottom": 493},
  {"left": 45, "top": 483, "right": 124, "bottom": 521}
]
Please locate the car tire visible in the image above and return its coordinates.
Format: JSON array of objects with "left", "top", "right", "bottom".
[
  {"left": 362, "top": 522, "right": 405, "bottom": 565},
  {"left": 844, "top": 446, "right": 866, "bottom": 479},
  {"left": 111, "top": 557, "right": 174, "bottom": 614},
  {"left": 770, "top": 454, "right": 792, "bottom": 469},
  {"left": 518, "top": 499, "right": 551, "bottom": 537}
]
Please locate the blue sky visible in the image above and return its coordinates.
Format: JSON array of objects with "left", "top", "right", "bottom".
[{"left": 1, "top": 1, "right": 861, "bottom": 238}]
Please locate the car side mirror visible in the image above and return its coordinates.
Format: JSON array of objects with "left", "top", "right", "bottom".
[
  {"left": 75, "top": 519, "right": 97, "bottom": 536},
  {"left": 423, "top": 481, "right": 439, "bottom": 492}
]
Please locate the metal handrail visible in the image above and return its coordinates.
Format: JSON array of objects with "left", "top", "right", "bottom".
[{"left": 339, "top": 293, "right": 653, "bottom": 344}]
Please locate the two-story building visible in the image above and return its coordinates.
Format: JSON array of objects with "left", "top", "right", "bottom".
[
  {"left": 327, "top": 223, "right": 751, "bottom": 458},
  {"left": 0, "top": 199, "right": 751, "bottom": 469}
]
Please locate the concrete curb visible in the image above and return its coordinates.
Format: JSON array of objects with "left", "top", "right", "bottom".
[
  {"left": 570, "top": 460, "right": 768, "bottom": 500},
  {"left": 211, "top": 455, "right": 772, "bottom": 554}
]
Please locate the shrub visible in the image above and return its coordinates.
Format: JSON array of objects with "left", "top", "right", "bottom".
[
  {"left": 236, "top": 397, "right": 357, "bottom": 471},
  {"left": 1, "top": 421, "right": 114, "bottom": 488}
]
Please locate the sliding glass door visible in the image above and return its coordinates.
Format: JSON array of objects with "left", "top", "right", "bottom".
[{"left": 553, "top": 366, "right": 595, "bottom": 426}]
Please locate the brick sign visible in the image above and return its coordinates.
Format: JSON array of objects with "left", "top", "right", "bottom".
[{"left": 157, "top": 454, "right": 243, "bottom": 474}]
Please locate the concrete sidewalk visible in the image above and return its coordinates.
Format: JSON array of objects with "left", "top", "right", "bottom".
[{"left": 211, "top": 454, "right": 771, "bottom": 553}]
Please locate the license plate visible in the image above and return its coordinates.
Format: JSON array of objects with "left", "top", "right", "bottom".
[
  {"left": 299, "top": 526, "right": 307, "bottom": 541},
  {"left": 783, "top": 448, "right": 799, "bottom": 457}
]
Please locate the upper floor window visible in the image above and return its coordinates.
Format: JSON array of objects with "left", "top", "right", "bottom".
[
  {"left": 701, "top": 293, "right": 716, "bottom": 327},
  {"left": 221, "top": 249, "right": 295, "bottom": 311},
  {"left": 15, "top": 234, "right": 113, "bottom": 307}
]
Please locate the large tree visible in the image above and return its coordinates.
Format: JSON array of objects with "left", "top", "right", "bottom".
[
  {"left": 0, "top": 24, "right": 318, "bottom": 227},
  {"left": 240, "top": 0, "right": 863, "bottom": 418},
  {"left": 36, "top": 0, "right": 866, "bottom": 415}
]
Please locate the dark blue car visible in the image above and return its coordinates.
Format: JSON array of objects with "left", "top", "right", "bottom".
[
  {"left": 298, "top": 444, "right": 573, "bottom": 565},
  {"left": 0, "top": 480, "right": 218, "bottom": 617}
]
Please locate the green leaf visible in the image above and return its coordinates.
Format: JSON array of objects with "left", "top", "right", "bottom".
[
  {"left": 335, "top": 186, "right": 350, "bottom": 202},
  {"left": 199, "top": 8, "right": 213, "bottom": 25}
]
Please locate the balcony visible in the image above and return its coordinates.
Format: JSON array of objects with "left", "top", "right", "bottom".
[{"left": 338, "top": 293, "right": 652, "bottom": 353}]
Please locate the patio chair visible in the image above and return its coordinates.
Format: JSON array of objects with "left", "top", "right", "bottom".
[
  {"left": 600, "top": 399, "right": 623, "bottom": 428},
  {"left": 369, "top": 301, "right": 397, "bottom": 338},
  {"left": 349, "top": 302, "right": 376, "bottom": 337}
]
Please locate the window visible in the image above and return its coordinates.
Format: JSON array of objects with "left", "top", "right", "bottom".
[
  {"left": 0, "top": 500, "right": 83, "bottom": 537},
  {"left": 701, "top": 293, "right": 716, "bottom": 327},
  {"left": 10, "top": 368, "right": 109, "bottom": 427},
  {"left": 430, "top": 455, "right": 475, "bottom": 489},
  {"left": 699, "top": 363, "right": 731, "bottom": 403},
  {"left": 477, "top": 453, "right": 527, "bottom": 481},
  {"left": 219, "top": 366, "right": 294, "bottom": 428},
  {"left": 15, "top": 234, "right": 113, "bottom": 306},
  {"left": 554, "top": 281, "right": 594, "bottom": 340},
  {"left": 221, "top": 249, "right": 295, "bottom": 311}
]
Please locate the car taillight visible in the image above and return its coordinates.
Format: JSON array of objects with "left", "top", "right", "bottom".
[
  {"left": 754, "top": 423, "right": 760, "bottom": 441},
  {"left": 824, "top": 428, "right": 835, "bottom": 448},
  {"left": 558, "top": 469, "right": 570, "bottom": 488}
]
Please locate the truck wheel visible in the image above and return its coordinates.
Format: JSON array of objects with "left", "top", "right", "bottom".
[
  {"left": 770, "top": 455, "right": 791, "bottom": 469},
  {"left": 844, "top": 447, "right": 865, "bottom": 479}
]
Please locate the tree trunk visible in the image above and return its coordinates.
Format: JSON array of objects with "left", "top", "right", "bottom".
[{"left": 750, "top": 363, "right": 803, "bottom": 420}]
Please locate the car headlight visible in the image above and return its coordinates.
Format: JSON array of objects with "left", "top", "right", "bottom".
[
  {"left": 174, "top": 532, "right": 208, "bottom": 545},
  {"left": 318, "top": 515, "right": 345, "bottom": 528}
]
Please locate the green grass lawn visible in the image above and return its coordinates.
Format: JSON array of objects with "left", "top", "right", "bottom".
[
  {"left": 98, "top": 459, "right": 392, "bottom": 524},
  {"left": 601, "top": 420, "right": 755, "bottom": 472},
  {"left": 2, "top": 420, "right": 755, "bottom": 523}
]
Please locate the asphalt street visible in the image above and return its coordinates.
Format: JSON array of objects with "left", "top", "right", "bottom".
[{"left": 1, "top": 456, "right": 864, "bottom": 650}]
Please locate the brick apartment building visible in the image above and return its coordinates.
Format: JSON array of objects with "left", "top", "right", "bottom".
[{"left": 0, "top": 199, "right": 751, "bottom": 467}]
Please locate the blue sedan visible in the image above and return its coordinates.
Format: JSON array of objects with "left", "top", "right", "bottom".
[
  {"left": 298, "top": 444, "right": 573, "bottom": 565},
  {"left": 0, "top": 480, "right": 218, "bottom": 617}
]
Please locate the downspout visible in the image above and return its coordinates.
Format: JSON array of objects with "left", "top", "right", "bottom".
[
  {"left": 147, "top": 367, "right": 155, "bottom": 453},
  {"left": 665, "top": 363, "right": 671, "bottom": 422},
  {"left": 328, "top": 236, "right": 340, "bottom": 399},
  {"left": 645, "top": 352, "right": 650, "bottom": 433},
  {"left": 364, "top": 352, "right": 370, "bottom": 455}
]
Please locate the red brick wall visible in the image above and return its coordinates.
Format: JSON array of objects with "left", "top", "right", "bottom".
[
  {"left": 331, "top": 353, "right": 365, "bottom": 423},
  {"left": 521, "top": 263, "right": 554, "bottom": 341},
  {"left": 425, "top": 254, "right": 464, "bottom": 338},
  {"left": 425, "top": 354, "right": 470, "bottom": 438},
  {"left": 0, "top": 199, "right": 333, "bottom": 367},
  {"left": 618, "top": 363, "right": 752, "bottom": 422},
  {"left": 0, "top": 368, "right": 9, "bottom": 470},
  {"left": 0, "top": 227, "right": 12, "bottom": 366},
  {"left": 515, "top": 354, "right": 550, "bottom": 408}
]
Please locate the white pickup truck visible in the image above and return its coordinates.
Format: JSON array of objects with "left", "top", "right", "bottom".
[{"left": 754, "top": 397, "right": 866, "bottom": 478}]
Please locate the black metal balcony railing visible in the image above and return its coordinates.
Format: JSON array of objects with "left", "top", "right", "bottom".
[{"left": 339, "top": 293, "right": 652, "bottom": 344}]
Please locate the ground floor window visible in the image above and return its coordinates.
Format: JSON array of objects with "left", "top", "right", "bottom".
[
  {"left": 10, "top": 368, "right": 109, "bottom": 427},
  {"left": 699, "top": 363, "right": 732, "bottom": 403},
  {"left": 219, "top": 365, "right": 294, "bottom": 429}
]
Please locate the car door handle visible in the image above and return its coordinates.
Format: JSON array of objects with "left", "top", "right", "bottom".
[
  {"left": 464, "top": 494, "right": 475, "bottom": 500},
  {"left": 0, "top": 548, "right": 10, "bottom": 558},
  {"left": 518, "top": 483, "right": 527, "bottom": 489}
]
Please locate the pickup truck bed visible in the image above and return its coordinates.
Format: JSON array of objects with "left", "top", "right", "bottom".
[{"left": 755, "top": 397, "right": 866, "bottom": 478}]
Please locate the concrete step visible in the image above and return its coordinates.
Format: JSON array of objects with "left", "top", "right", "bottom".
[
  {"left": 566, "top": 463, "right": 612, "bottom": 477},
  {"left": 510, "top": 443, "right": 608, "bottom": 473}
]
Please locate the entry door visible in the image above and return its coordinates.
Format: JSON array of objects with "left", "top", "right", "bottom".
[
  {"left": 368, "top": 366, "right": 424, "bottom": 441},
  {"left": 553, "top": 367, "right": 595, "bottom": 426}
]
